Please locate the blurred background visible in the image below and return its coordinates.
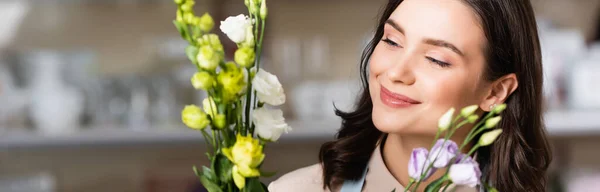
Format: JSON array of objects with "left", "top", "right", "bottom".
[{"left": 0, "top": 0, "right": 598, "bottom": 191}]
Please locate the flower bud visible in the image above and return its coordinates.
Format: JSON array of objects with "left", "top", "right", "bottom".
[
  {"left": 492, "top": 103, "right": 507, "bottom": 114},
  {"left": 467, "top": 114, "right": 479, "bottom": 123},
  {"left": 174, "top": 0, "right": 185, "bottom": 5},
  {"left": 181, "top": 1, "right": 194, "bottom": 13},
  {"left": 214, "top": 114, "right": 227, "bottom": 129},
  {"left": 191, "top": 72, "right": 214, "bottom": 90},
  {"left": 198, "top": 13, "right": 214, "bottom": 32},
  {"left": 248, "top": 0, "right": 259, "bottom": 14},
  {"left": 460, "top": 105, "right": 478, "bottom": 117},
  {"left": 235, "top": 47, "right": 256, "bottom": 68},
  {"left": 196, "top": 45, "right": 219, "bottom": 71},
  {"left": 438, "top": 108, "right": 455, "bottom": 132},
  {"left": 484, "top": 116, "right": 502, "bottom": 129},
  {"left": 176, "top": 10, "right": 184, "bottom": 23},
  {"left": 259, "top": 0, "right": 268, "bottom": 19},
  {"left": 184, "top": 12, "right": 195, "bottom": 24},
  {"left": 181, "top": 105, "right": 210, "bottom": 130},
  {"left": 207, "top": 34, "right": 223, "bottom": 52},
  {"left": 218, "top": 69, "right": 247, "bottom": 100},
  {"left": 478, "top": 129, "right": 503, "bottom": 146}
]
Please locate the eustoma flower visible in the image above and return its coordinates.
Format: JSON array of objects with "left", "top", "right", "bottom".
[
  {"left": 430, "top": 139, "right": 458, "bottom": 168},
  {"left": 252, "top": 107, "right": 292, "bottom": 141},
  {"left": 220, "top": 14, "right": 252, "bottom": 44},
  {"left": 252, "top": 69, "right": 285, "bottom": 106},
  {"left": 408, "top": 148, "right": 435, "bottom": 181},
  {"left": 449, "top": 155, "right": 481, "bottom": 188},
  {"left": 222, "top": 134, "right": 265, "bottom": 189}
]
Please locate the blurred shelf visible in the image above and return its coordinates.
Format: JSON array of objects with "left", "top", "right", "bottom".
[
  {"left": 0, "top": 120, "right": 339, "bottom": 149},
  {"left": 1, "top": 110, "right": 599, "bottom": 149},
  {"left": 544, "top": 110, "right": 600, "bottom": 136}
]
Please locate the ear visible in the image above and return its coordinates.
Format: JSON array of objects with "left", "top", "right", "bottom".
[{"left": 479, "top": 73, "right": 518, "bottom": 112}]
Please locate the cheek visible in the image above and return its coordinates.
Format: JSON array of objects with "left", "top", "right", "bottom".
[
  {"left": 423, "top": 74, "right": 477, "bottom": 105},
  {"left": 369, "top": 44, "right": 394, "bottom": 79}
]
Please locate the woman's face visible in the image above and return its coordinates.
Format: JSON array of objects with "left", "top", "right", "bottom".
[{"left": 369, "top": 0, "right": 489, "bottom": 135}]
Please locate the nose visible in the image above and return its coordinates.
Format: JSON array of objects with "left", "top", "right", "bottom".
[{"left": 385, "top": 52, "right": 416, "bottom": 85}]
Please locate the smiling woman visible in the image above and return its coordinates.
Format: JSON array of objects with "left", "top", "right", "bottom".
[{"left": 268, "top": 0, "right": 551, "bottom": 192}]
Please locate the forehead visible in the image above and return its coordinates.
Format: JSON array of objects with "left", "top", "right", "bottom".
[{"left": 389, "top": 0, "right": 486, "bottom": 58}]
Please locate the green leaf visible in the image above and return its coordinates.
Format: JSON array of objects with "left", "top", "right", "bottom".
[
  {"left": 193, "top": 166, "right": 202, "bottom": 180},
  {"left": 173, "top": 20, "right": 189, "bottom": 41},
  {"left": 259, "top": 170, "right": 277, "bottom": 178},
  {"left": 200, "top": 175, "right": 224, "bottom": 192},
  {"left": 186, "top": 45, "right": 199, "bottom": 64},
  {"left": 215, "top": 154, "right": 234, "bottom": 182},
  {"left": 202, "top": 166, "right": 218, "bottom": 182},
  {"left": 245, "top": 178, "right": 265, "bottom": 192},
  {"left": 192, "top": 26, "right": 202, "bottom": 39}
]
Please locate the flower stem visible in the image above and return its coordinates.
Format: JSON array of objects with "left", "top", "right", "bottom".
[
  {"left": 404, "top": 181, "right": 415, "bottom": 192},
  {"left": 201, "top": 129, "right": 214, "bottom": 149},
  {"left": 244, "top": 68, "right": 252, "bottom": 136},
  {"left": 459, "top": 112, "right": 494, "bottom": 150}
]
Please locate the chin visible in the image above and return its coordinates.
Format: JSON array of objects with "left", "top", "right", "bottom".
[{"left": 371, "top": 107, "right": 413, "bottom": 134}]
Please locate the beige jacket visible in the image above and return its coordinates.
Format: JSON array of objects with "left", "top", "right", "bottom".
[{"left": 268, "top": 145, "right": 477, "bottom": 192}]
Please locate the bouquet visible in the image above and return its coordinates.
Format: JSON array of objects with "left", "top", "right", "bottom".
[
  {"left": 403, "top": 104, "right": 506, "bottom": 192},
  {"left": 173, "top": 0, "right": 291, "bottom": 191}
]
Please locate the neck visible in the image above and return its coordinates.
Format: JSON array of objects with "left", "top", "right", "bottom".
[{"left": 382, "top": 133, "right": 472, "bottom": 192}]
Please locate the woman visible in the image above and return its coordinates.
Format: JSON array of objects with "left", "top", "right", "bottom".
[{"left": 269, "top": 0, "right": 552, "bottom": 191}]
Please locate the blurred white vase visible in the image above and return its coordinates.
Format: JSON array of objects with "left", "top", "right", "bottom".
[{"left": 28, "top": 51, "right": 84, "bottom": 135}]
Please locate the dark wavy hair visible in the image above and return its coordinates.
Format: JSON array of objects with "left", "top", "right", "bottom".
[{"left": 318, "top": 0, "right": 552, "bottom": 191}]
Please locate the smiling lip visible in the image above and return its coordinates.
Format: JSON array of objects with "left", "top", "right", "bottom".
[{"left": 380, "top": 86, "right": 421, "bottom": 108}]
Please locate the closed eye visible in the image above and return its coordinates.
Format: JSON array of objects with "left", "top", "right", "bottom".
[
  {"left": 426, "top": 56, "right": 451, "bottom": 68},
  {"left": 382, "top": 38, "right": 402, "bottom": 48}
]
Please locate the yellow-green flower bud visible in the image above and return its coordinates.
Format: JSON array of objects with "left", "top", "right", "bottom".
[
  {"left": 244, "top": 0, "right": 250, "bottom": 7},
  {"left": 438, "top": 108, "right": 455, "bottom": 132},
  {"left": 198, "top": 13, "right": 214, "bottom": 32},
  {"left": 191, "top": 72, "right": 214, "bottom": 90},
  {"left": 467, "top": 114, "right": 479, "bottom": 123},
  {"left": 202, "top": 97, "right": 217, "bottom": 117},
  {"left": 197, "top": 46, "right": 219, "bottom": 71},
  {"left": 485, "top": 116, "right": 502, "bottom": 129},
  {"left": 223, "top": 61, "right": 239, "bottom": 71},
  {"left": 181, "top": 105, "right": 210, "bottom": 130},
  {"left": 235, "top": 47, "right": 256, "bottom": 68},
  {"left": 213, "top": 114, "right": 226, "bottom": 129},
  {"left": 181, "top": 1, "right": 195, "bottom": 12},
  {"left": 492, "top": 103, "right": 507, "bottom": 114},
  {"left": 176, "top": 10, "right": 184, "bottom": 23},
  {"left": 248, "top": 0, "right": 259, "bottom": 14},
  {"left": 218, "top": 69, "right": 247, "bottom": 100},
  {"left": 478, "top": 129, "right": 503, "bottom": 146},
  {"left": 259, "top": 0, "right": 268, "bottom": 19},
  {"left": 460, "top": 105, "right": 478, "bottom": 117},
  {"left": 205, "top": 34, "right": 223, "bottom": 52},
  {"left": 174, "top": 0, "right": 185, "bottom": 5},
  {"left": 184, "top": 12, "right": 195, "bottom": 24}
]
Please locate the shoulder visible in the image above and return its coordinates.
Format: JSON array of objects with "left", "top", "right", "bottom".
[{"left": 268, "top": 164, "right": 329, "bottom": 192}]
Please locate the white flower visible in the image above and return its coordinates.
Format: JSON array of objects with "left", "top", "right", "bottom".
[
  {"left": 252, "top": 69, "right": 285, "bottom": 106},
  {"left": 449, "top": 160, "right": 481, "bottom": 188},
  {"left": 478, "top": 129, "right": 503, "bottom": 146},
  {"left": 438, "top": 108, "right": 455, "bottom": 131},
  {"left": 220, "top": 14, "right": 252, "bottom": 44},
  {"left": 252, "top": 107, "right": 292, "bottom": 141}
]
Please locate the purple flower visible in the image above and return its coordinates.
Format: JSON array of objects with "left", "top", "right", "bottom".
[
  {"left": 449, "top": 155, "right": 482, "bottom": 188},
  {"left": 408, "top": 148, "right": 435, "bottom": 181},
  {"left": 430, "top": 139, "right": 459, "bottom": 168}
]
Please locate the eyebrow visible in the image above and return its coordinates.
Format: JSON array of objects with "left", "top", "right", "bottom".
[{"left": 385, "top": 19, "right": 465, "bottom": 57}]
